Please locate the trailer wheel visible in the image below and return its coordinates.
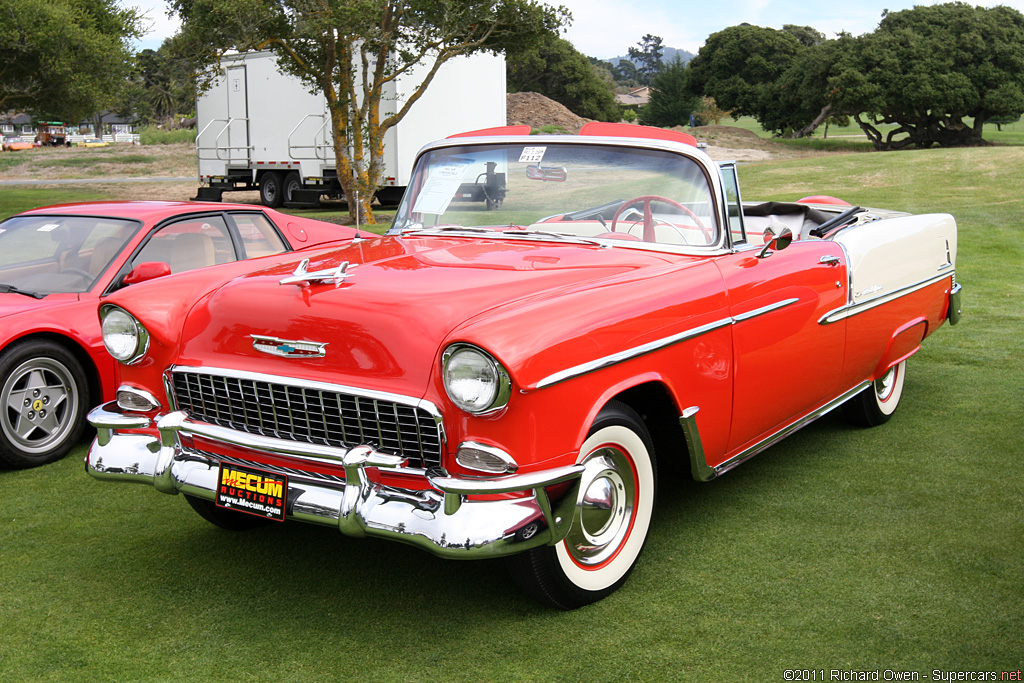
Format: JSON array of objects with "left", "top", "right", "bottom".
[
  {"left": 283, "top": 171, "right": 302, "bottom": 205},
  {"left": 259, "top": 172, "right": 283, "bottom": 208}
]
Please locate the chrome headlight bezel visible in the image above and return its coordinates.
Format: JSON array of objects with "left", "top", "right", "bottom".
[
  {"left": 100, "top": 304, "right": 150, "bottom": 365},
  {"left": 441, "top": 343, "right": 511, "bottom": 415}
]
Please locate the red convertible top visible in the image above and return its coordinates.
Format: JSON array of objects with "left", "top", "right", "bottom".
[{"left": 448, "top": 122, "right": 698, "bottom": 147}]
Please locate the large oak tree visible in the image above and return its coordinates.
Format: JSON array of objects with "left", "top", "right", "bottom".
[
  {"left": 171, "top": 0, "right": 568, "bottom": 222},
  {"left": 832, "top": 3, "right": 1024, "bottom": 149},
  {"left": 0, "top": 0, "right": 142, "bottom": 123}
]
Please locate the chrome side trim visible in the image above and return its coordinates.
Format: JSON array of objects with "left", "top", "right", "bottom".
[
  {"left": 732, "top": 297, "right": 799, "bottom": 322},
  {"left": 683, "top": 382, "right": 871, "bottom": 481},
  {"left": 535, "top": 318, "right": 732, "bottom": 389},
  {"left": 533, "top": 297, "right": 799, "bottom": 389},
  {"left": 679, "top": 406, "right": 713, "bottom": 482},
  {"left": 819, "top": 271, "right": 953, "bottom": 325}
]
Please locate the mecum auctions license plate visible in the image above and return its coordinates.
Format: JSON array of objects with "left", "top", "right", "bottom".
[{"left": 216, "top": 462, "right": 287, "bottom": 522}]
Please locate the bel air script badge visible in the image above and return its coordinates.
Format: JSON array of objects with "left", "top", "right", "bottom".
[{"left": 251, "top": 335, "right": 328, "bottom": 358}]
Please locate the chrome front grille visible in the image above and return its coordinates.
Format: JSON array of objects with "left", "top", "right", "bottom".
[{"left": 170, "top": 370, "right": 442, "bottom": 468}]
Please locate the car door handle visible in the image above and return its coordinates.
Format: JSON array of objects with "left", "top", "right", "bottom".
[{"left": 818, "top": 255, "right": 842, "bottom": 266}]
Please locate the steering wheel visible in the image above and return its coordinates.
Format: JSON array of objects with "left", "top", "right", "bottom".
[
  {"left": 610, "top": 195, "right": 712, "bottom": 243},
  {"left": 60, "top": 267, "right": 95, "bottom": 282}
]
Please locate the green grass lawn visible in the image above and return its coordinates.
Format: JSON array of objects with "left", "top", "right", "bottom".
[
  {"left": 722, "top": 115, "right": 1024, "bottom": 149},
  {"left": 1, "top": 147, "right": 1021, "bottom": 680}
]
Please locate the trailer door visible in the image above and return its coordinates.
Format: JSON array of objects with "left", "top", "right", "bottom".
[{"left": 226, "top": 65, "right": 250, "bottom": 165}]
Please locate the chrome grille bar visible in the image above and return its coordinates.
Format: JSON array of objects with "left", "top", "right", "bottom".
[{"left": 170, "top": 369, "right": 443, "bottom": 468}]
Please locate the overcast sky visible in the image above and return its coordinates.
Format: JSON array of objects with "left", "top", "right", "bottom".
[{"left": 127, "top": 0, "right": 1024, "bottom": 56}]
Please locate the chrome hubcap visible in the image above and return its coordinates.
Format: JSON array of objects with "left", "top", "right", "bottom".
[
  {"left": 2, "top": 359, "right": 77, "bottom": 453},
  {"left": 875, "top": 366, "right": 897, "bottom": 401},
  {"left": 565, "top": 447, "right": 635, "bottom": 567}
]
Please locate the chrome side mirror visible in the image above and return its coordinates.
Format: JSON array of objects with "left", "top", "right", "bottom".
[{"left": 758, "top": 225, "right": 793, "bottom": 258}]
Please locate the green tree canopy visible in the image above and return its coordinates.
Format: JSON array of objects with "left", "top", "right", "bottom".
[
  {"left": 508, "top": 34, "right": 620, "bottom": 121},
  {"left": 686, "top": 24, "right": 803, "bottom": 127},
  {"left": 0, "top": 0, "right": 142, "bottom": 123},
  {"left": 832, "top": 3, "right": 1024, "bottom": 149},
  {"left": 638, "top": 56, "right": 697, "bottom": 128},
  {"left": 627, "top": 34, "right": 663, "bottom": 86},
  {"left": 136, "top": 39, "right": 198, "bottom": 122},
  {"left": 171, "top": 0, "right": 568, "bottom": 222}
]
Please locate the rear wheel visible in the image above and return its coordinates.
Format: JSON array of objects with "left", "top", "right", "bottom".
[
  {"left": 843, "top": 360, "right": 906, "bottom": 427},
  {"left": 184, "top": 494, "right": 273, "bottom": 531},
  {"left": 0, "top": 341, "right": 88, "bottom": 469},
  {"left": 282, "top": 171, "right": 302, "bottom": 204},
  {"left": 259, "top": 172, "right": 283, "bottom": 208},
  {"left": 507, "top": 401, "right": 656, "bottom": 609}
]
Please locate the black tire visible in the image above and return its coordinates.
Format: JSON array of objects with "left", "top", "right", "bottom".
[
  {"left": 184, "top": 494, "right": 273, "bottom": 531},
  {"left": 843, "top": 360, "right": 906, "bottom": 428},
  {"left": 259, "top": 172, "right": 283, "bottom": 208},
  {"left": 282, "top": 171, "right": 302, "bottom": 204},
  {"left": 0, "top": 340, "right": 89, "bottom": 469},
  {"left": 374, "top": 186, "right": 404, "bottom": 206},
  {"left": 506, "top": 400, "right": 657, "bottom": 609}
]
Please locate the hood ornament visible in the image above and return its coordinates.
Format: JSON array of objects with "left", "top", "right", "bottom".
[
  {"left": 279, "top": 258, "right": 351, "bottom": 286},
  {"left": 251, "top": 335, "right": 328, "bottom": 358}
]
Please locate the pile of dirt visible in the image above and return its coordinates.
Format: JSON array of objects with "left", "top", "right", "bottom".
[{"left": 507, "top": 92, "right": 592, "bottom": 134}]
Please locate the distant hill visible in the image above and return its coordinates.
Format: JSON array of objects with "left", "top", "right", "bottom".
[{"left": 606, "top": 47, "right": 695, "bottom": 66}]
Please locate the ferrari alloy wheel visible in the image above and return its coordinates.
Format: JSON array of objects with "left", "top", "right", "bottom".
[
  {"left": 0, "top": 341, "right": 88, "bottom": 468},
  {"left": 843, "top": 360, "right": 907, "bottom": 427},
  {"left": 507, "top": 401, "right": 656, "bottom": 609}
]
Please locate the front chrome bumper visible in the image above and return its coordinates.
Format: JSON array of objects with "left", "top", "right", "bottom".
[{"left": 86, "top": 402, "right": 583, "bottom": 559}]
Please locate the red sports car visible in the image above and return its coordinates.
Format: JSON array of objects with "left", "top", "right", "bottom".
[{"left": 0, "top": 201, "right": 355, "bottom": 468}]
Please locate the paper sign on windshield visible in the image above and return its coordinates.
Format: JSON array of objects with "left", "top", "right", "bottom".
[
  {"left": 519, "top": 147, "right": 547, "bottom": 164},
  {"left": 412, "top": 158, "right": 474, "bottom": 215}
]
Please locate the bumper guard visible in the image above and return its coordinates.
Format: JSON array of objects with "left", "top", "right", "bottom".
[{"left": 87, "top": 402, "right": 583, "bottom": 559}]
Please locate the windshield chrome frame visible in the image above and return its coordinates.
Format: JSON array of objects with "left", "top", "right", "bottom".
[{"left": 398, "top": 134, "right": 735, "bottom": 257}]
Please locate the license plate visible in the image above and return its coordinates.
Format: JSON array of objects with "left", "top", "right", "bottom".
[{"left": 216, "top": 462, "right": 287, "bottom": 522}]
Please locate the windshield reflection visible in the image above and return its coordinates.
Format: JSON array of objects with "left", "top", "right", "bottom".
[
  {"left": 0, "top": 216, "right": 140, "bottom": 294},
  {"left": 390, "top": 142, "right": 719, "bottom": 248}
]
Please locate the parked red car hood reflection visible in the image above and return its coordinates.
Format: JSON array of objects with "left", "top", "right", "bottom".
[
  {"left": 0, "top": 292, "right": 80, "bottom": 321},
  {"left": 174, "top": 235, "right": 684, "bottom": 398}
]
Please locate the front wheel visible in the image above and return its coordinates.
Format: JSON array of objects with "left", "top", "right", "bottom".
[
  {"left": 507, "top": 401, "right": 656, "bottom": 609},
  {"left": 843, "top": 360, "right": 906, "bottom": 427},
  {"left": 0, "top": 341, "right": 89, "bottom": 468}
]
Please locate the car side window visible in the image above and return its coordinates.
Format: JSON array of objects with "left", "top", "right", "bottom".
[
  {"left": 231, "top": 213, "right": 287, "bottom": 258},
  {"left": 132, "top": 216, "right": 236, "bottom": 275},
  {"left": 719, "top": 163, "right": 746, "bottom": 244}
]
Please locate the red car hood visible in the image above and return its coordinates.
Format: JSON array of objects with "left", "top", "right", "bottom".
[
  {"left": 0, "top": 292, "right": 79, "bottom": 321},
  {"left": 176, "top": 236, "right": 684, "bottom": 398}
]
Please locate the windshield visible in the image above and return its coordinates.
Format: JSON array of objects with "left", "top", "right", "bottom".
[
  {"left": 0, "top": 215, "right": 140, "bottom": 294},
  {"left": 390, "top": 141, "right": 720, "bottom": 248}
]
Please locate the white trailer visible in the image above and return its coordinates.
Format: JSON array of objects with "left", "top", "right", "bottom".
[{"left": 194, "top": 50, "right": 507, "bottom": 207}]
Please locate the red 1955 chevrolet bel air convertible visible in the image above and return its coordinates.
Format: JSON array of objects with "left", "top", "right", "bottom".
[{"left": 86, "top": 123, "right": 961, "bottom": 608}]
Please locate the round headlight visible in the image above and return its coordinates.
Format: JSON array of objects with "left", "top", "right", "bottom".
[
  {"left": 101, "top": 306, "right": 149, "bottom": 364},
  {"left": 442, "top": 345, "right": 511, "bottom": 414}
]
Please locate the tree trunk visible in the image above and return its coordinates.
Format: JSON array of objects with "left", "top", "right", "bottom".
[{"left": 791, "top": 104, "right": 832, "bottom": 139}]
